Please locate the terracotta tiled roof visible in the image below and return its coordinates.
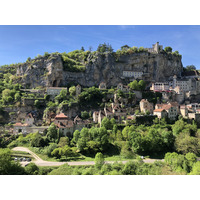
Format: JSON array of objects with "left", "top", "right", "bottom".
[
  {"left": 168, "top": 102, "right": 179, "bottom": 107},
  {"left": 154, "top": 109, "right": 165, "bottom": 112},
  {"left": 180, "top": 105, "right": 186, "bottom": 108},
  {"left": 140, "top": 99, "right": 147, "bottom": 102},
  {"left": 55, "top": 113, "right": 68, "bottom": 119},
  {"left": 14, "top": 123, "right": 29, "bottom": 127}
]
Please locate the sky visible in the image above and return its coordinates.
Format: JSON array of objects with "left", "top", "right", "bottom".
[{"left": 0, "top": 25, "right": 200, "bottom": 69}]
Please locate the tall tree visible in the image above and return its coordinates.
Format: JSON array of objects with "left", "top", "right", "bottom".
[{"left": 95, "top": 152, "right": 104, "bottom": 169}]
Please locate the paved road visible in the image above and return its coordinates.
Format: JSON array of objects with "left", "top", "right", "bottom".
[{"left": 12, "top": 147, "right": 164, "bottom": 167}]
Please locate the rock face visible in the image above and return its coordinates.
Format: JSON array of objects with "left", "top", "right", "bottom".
[
  {"left": 16, "top": 55, "right": 64, "bottom": 88},
  {"left": 16, "top": 51, "right": 183, "bottom": 88}
]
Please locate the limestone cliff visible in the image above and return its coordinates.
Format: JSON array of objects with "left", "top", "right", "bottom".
[{"left": 16, "top": 51, "right": 183, "bottom": 88}]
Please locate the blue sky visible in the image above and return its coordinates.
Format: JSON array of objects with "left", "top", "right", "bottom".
[{"left": 0, "top": 25, "right": 200, "bottom": 69}]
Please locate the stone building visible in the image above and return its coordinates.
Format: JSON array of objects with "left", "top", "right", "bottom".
[
  {"left": 46, "top": 87, "right": 67, "bottom": 96},
  {"left": 54, "top": 113, "right": 69, "bottom": 124},
  {"left": 117, "top": 83, "right": 130, "bottom": 93},
  {"left": 147, "top": 42, "right": 163, "bottom": 53},
  {"left": 153, "top": 109, "right": 168, "bottom": 119},
  {"left": 25, "top": 113, "right": 35, "bottom": 126},
  {"left": 13, "top": 123, "right": 48, "bottom": 135},
  {"left": 93, "top": 103, "right": 127, "bottom": 126},
  {"left": 122, "top": 71, "right": 143, "bottom": 79},
  {"left": 180, "top": 105, "right": 188, "bottom": 118},
  {"left": 139, "top": 99, "right": 154, "bottom": 114},
  {"left": 155, "top": 103, "right": 178, "bottom": 120},
  {"left": 54, "top": 113, "right": 91, "bottom": 137},
  {"left": 99, "top": 82, "right": 107, "bottom": 90},
  {"left": 150, "top": 75, "right": 194, "bottom": 93},
  {"left": 76, "top": 84, "right": 81, "bottom": 97},
  {"left": 150, "top": 82, "right": 170, "bottom": 91}
]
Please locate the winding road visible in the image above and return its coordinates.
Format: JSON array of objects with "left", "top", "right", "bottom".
[{"left": 12, "top": 146, "right": 164, "bottom": 167}]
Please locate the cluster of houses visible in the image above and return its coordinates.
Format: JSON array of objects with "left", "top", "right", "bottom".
[
  {"left": 13, "top": 112, "right": 92, "bottom": 137},
  {"left": 150, "top": 73, "right": 200, "bottom": 104},
  {"left": 139, "top": 98, "right": 200, "bottom": 122},
  {"left": 10, "top": 66, "right": 200, "bottom": 136}
]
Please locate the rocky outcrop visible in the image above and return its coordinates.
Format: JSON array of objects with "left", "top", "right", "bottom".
[
  {"left": 16, "top": 51, "right": 183, "bottom": 88},
  {"left": 16, "top": 55, "right": 64, "bottom": 88}
]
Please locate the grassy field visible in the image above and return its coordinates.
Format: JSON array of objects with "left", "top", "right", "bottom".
[
  {"left": 27, "top": 147, "right": 137, "bottom": 162},
  {"left": 11, "top": 150, "right": 34, "bottom": 159}
]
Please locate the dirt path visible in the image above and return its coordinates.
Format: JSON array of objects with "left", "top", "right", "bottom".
[{"left": 12, "top": 146, "right": 164, "bottom": 167}]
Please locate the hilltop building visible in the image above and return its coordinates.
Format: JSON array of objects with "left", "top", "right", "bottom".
[{"left": 139, "top": 99, "right": 154, "bottom": 114}]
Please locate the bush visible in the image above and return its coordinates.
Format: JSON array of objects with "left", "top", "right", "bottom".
[{"left": 25, "top": 163, "right": 39, "bottom": 175}]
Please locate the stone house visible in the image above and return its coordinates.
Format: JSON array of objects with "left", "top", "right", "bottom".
[
  {"left": 97, "top": 110, "right": 106, "bottom": 126},
  {"left": 117, "top": 83, "right": 130, "bottom": 93},
  {"left": 76, "top": 85, "right": 81, "bottom": 97},
  {"left": 139, "top": 99, "right": 154, "bottom": 114},
  {"left": 99, "top": 82, "right": 107, "bottom": 90},
  {"left": 92, "top": 111, "right": 99, "bottom": 123},
  {"left": 153, "top": 109, "right": 168, "bottom": 119},
  {"left": 180, "top": 105, "right": 188, "bottom": 118},
  {"left": 155, "top": 103, "right": 178, "bottom": 120},
  {"left": 188, "top": 113, "right": 200, "bottom": 123},
  {"left": 13, "top": 122, "right": 48, "bottom": 135},
  {"left": 54, "top": 113, "right": 91, "bottom": 137},
  {"left": 54, "top": 113, "right": 69, "bottom": 124},
  {"left": 25, "top": 113, "right": 35, "bottom": 126},
  {"left": 93, "top": 103, "right": 127, "bottom": 126},
  {"left": 13, "top": 123, "right": 30, "bottom": 135},
  {"left": 46, "top": 87, "right": 67, "bottom": 96}
]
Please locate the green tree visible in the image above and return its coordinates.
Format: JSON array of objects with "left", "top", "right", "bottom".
[
  {"left": 34, "top": 100, "right": 40, "bottom": 108},
  {"left": 51, "top": 148, "right": 61, "bottom": 159},
  {"left": 58, "top": 137, "right": 69, "bottom": 147},
  {"left": 2, "top": 89, "right": 13, "bottom": 103},
  {"left": 26, "top": 57, "right": 31, "bottom": 62},
  {"left": 121, "top": 45, "right": 130, "bottom": 50},
  {"left": 97, "top": 43, "right": 113, "bottom": 53},
  {"left": 164, "top": 46, "right": 172, "bottom": 53},
  {"left": 190, "top": 161, "right": 200, "bottom": 175},
  {"left": 101, "top": 117, "right": 112, "bottom": 130},
  {"left": 69, "top": 86, "right": 76, "bottom": 96},
  {"left": 128, "top": 80, "right": 139, "bottom": 90},
  {"left": 185, "top": 152, "right": 197, "bottom": 172},
  {"left": 25, "top": 163, "right": 39, "bottom": 175},
  {"left": 81, "top": 111, "right": 89, "bottom": 119},
  {"left": 0, "top": 148, "right": 25, "bottom": 175},
  {"left": 175, "top": 133, "right": 200, "bottom": 155},
  {"left": 135, "top": 110, "right": 140, "bottom": 115},
  {"left": 46, "top": 123, "right": 59, "bottom": 142},
  {"left": 185, "top": 65, "right": 196, "bottom": 71},
  {"left": 14, "top": 92, "right": 21, "bottom": 102},
  {"left": 78, "top": 87, "right": 103, "bottom": 108},
  {"left": 95, "top": 152, "right": 104, "bottom": 169},
  {"left": 72, "top": 130, "right": 80, "bottom": 143},
  {"left": 138, "top": 80, "right": 146, "bottom": 91},
  {"left": 31, "top": 133, "right": 46, "bottom": 147}
]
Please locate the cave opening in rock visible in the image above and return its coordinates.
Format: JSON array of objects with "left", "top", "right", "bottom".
[{"left": 53, "top": 80, "right": 57, "bottom": 87}]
